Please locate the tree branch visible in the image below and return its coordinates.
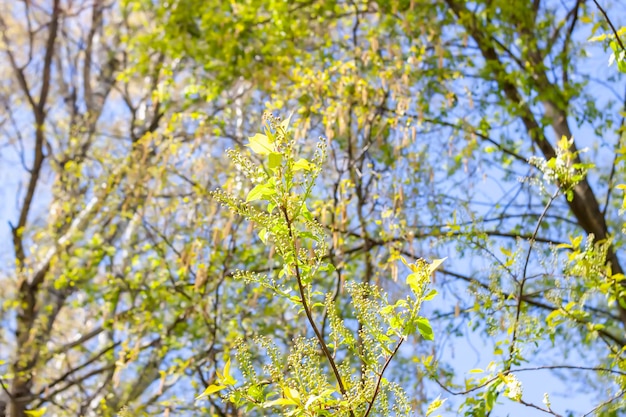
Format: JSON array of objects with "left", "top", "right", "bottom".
[
  {"left": 281, "top": 204, "right": 355, "bottom": 417},
  {"left": 362, "top": 338, "right": 404, "bottom": 417},
  {"left": 592, "top": 0, "right": 625, "bottom": 52}
]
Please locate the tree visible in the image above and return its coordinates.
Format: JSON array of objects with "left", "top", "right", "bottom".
[
  {"left": 128, "top": 0, "right": 626, "bottom": 414},
  {"left": 0, "top": 1, "right": 237, "bottom": 415},
  {"left": 1, "top": 0, "right": 625, "bottom": 416}
]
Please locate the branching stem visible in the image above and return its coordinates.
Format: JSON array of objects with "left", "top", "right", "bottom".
[
  {"left": 281, "top": 204, "right": 355, "bottom": 417},
  {"left": 362, "top": 337, "right": 404, "bottom": 417},
  {"left": 592, "top": 0, "right": 626, "bottom": 51}
]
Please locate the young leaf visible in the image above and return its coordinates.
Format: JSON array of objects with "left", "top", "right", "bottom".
[
  {"left": 426, "top": 395, "right": 446, "bottom": 416},
  {"left": 406, "top": 272, "right": 422, "bottom": 294},
  {"left": 247, "top": 183, "right": 275, "bottom": 202},
  {"left": 263, "top": 398, "right": 299, "bottom": 408},
  {"left": 24, "top": 408, "right": 47, "bottom": 417},
  {"left": 428, "top": 257, "right": 447, "bottom": 275},
  {"left": 269, "top": 152, "right": 283, "bottom": 170},
  {"left": 222, "top": 358, "right": 237, "bottom": 385},
  {"left": 247, "top": 133, "right": 274, "bottom": 155},
  {"left": 423, "top": 288, "right": 438, "bottom": 301},
  {"left": 196, "top": 384, "right": 227, "bottom": 400},
  {"left": 416, "top": 317, "right": 435, "bottom": 340},
  {"left": 293, "top": 158, "right": 315, "bottom": 171},
  {"left": 279, "top": 110, "right": 294, "bottom": 132},
  {"left": 258, "top": 227, "right": 269, "bottom": 244},
  {"left": 284, "top": 386, "right": 301, "bottom": 401}
]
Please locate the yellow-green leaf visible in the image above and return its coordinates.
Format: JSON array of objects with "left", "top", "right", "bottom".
[
  {"left": 400, "top": 256, "right": 421, "bottom": 273},
  {"left": 406, "top": 272, "right": 420, "bottom": 292},
  {"left": 247, "top": 183, "right": 275, "bottom": 202},
  {"left": 416, "top": 317, "right": 434, "bottom": 340},
  {"left": 263, "top": 398, "right": 299, "bottom": 408},
  {"left": 247, "top": 133, "right": 274, "bottom": 155},
  {"left": 269, "top": 152, "right": 282, "bottom": 170},
  {"left": 293, "top": 158, "right": 315, "bottom": 171},
  {"left": 284, "top": 386, "right": 300, "bottom": 401},
  {"left": 222, "top": 357, "right": 237, "bottom": 385},
  {"left": 25, "top": 408, "right": 47, "bottom": 417},
  {"left": 279, "top": 110, "right": 294, "bottom": 132},
  {"left": 196, "top": 384, "right": 227, "bottom": 400},
  {"left": 589, "top": 33, "right": 608, "bottom": 42},
  {"left": 428, "top": 257, "right": 447, "bottom": 275},
  {"left": 426, "top": 395, "right": 446, "bottom": 416}
]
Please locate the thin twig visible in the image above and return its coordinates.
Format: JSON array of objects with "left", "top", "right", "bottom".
[
  {"left": 281, "top": 205, "right": 355, "bottom": 417},
  {"left": 362, "top": 338, "right": 404, "bottom": 417},
  {"left": 518, "top": 397, "right": 563, "bottom": 417},
  {"left": 582, "top": 389, "right": 625, "bottom": 416},
  {"left": 592, "top": 0, "right": 626, "bottom": 51},
  {"left": 432, "top": 364, "right": 626, "bottom": 396},
  {"left": 603, "top": 83, "right": 626, "bottom": 216},
  {"left": 509, "top": 189, "right": 560, "bottom": 366}
]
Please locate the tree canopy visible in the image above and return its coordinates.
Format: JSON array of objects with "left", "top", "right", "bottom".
[{"left": 0, "top": 0, "right": 625, "bottom": 416}]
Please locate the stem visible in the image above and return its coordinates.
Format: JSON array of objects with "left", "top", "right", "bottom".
[
  {"left": 510, "top": 189, "right": 559, "bottom": 367},
  {"left": 592, "top": 0, "right": 626, "bottom": 52},
  {"left": 281, "top": 205, "right": 355, "bottom": 417},
  {"left": 362, "top": 337, "right": 404, "bottom": 417},
  {"left": 485, "top": 190, "right": 559, "bottom": 417}
]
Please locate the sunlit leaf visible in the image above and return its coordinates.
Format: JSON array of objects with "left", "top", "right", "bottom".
[
  {"left": 246, "top": 183, "right": 275, "bottom": 202},
  {"left": 416, "top": 317, "right": 434, "bottom": 340},
  {"left": 279, "top": 110, "right": 295, "bottom": 132},
  {"left": 24, "top": 408, "right": 47, "bottom": 417},
  {"left": 269, "top": 152, "right": 283, "bottom": 170},
  {"left": 293, "top": 158, "right": 315, "bottom": 171},
  {"left": 428, "top": 257, "right": 447, "bottom": 275},
  {"left": 195, "top": 384, "right": 227, "bottom": 400},
  {"left": 263, "top": 398, "right": 299, "bottom": 408},
  {"left": 247, "top": 133, "right": 274, "bottom": 155},
  {"left": 426, "top": 395, "right": 446, "bottom": 416}
]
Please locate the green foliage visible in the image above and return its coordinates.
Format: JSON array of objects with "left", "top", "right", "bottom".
[
  {"left": 3, "top": 0, "right": 626, "bottom": 416},
  {"left": 198, "top": 114, "right": 444, "bottom": 416},
  {"left": 589, "top": 26, "right": 626, "bottom": 73},
  {"left": 529, "top": 135, "right": 594, "bottom": 201}
]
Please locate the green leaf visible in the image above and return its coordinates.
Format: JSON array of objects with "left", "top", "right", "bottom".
[
  {"left": 284, "top": 386, "right": 301, "bottom": 401},
  {"left": 246, "top": 183, "right": 275, "bottom": 202},
  {"left": 263, "top": 398, "right": 299, "bottom": 407},
  {"left": 222, "top": 358, "right": 237, "bottom": 385},
  {"left": 293, "top": 158, "right": 315, "bottom": 171},
  {"left": 416, "top": 317, "right": 434, "bottom": 340},
  {"left": 258, "top": 227, "right": 269, "bottom": 244},
  {"left": 195, "top": 384, "right": 227, "bottom": 400},
  {"left": 300, "top": 203, "right": 314, "bottom": 221},
  {"left": 269, "top": 152, "right": 283, "bottom": 170},
  {"left": 279, "top": 110, "right": 294, "bottom": 132},
  {"left": 24, "top": 408, "right": 47, "bottom": 417},
  {"left": 426, "top": 395, "right": 446, "bottom": 416},
  {"left": 247, "top": 133, "right": 274, "bottom": 155},
  {"left": 588, "top": 33, "right": 608, "bottom": 42},
  {"left": 423, "top": 288, "right": 438, "bottom": 301},
  {"left": 546, "top": 309, "right": 562, "bottom": 327},
  {"left": 406, "top": 272, "right": 421, "bottom": 293},
  {"left": 428, "top": 257, "right": 447, "bottom": 275}
]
